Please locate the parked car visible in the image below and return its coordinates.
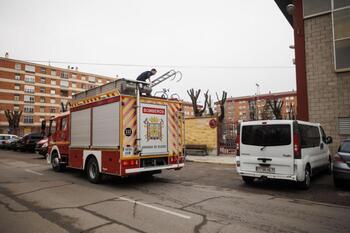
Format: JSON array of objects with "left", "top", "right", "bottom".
[
  {"left": 236, "top": 120, "right": 332, "bottom": 189},
  {"left": 0, "top": 134, "right": 19, "bottom": 149},
  {"left": 7, "top": 137, "right": 21, "bottom": 150},
  {"left": 35, "top": 138, "right": 48, "bottom": 157},
  {"left": 2, "top": 137, "right": 20, "bottom": 150},
  {"left": 333, "top": 139, "right": 350, "bottom": 188},
  {"left": 16, "top": 133, "right": 44, "bottom": 152}
]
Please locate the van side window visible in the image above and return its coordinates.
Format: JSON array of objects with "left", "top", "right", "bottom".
[
  {"left": 299, "top": 125, "right": 321, "bottom": 148},
  {"left": 320, "top": 127, "right": 327, "bottom": 143}
]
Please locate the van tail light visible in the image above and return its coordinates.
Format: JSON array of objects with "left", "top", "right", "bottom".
[
  {"left": 293, "top": 133, "right": 301, "bottom": 159},
  {"left": 334, "top": 153, "right": 346, "bottom": 163},
  {"left": 235, "top": 133, "right": 240, "bottom": 156}
]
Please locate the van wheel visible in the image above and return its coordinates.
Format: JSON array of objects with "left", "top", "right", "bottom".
[
  {"left": 51, "top": 153, "right": 62, "bottom": 172},
  {"left": 86, "top": 157, "right": 101, "bottom": 184},
  {"left": 242, "top": 176, "right": 254, "bottom": 185},
  {"left": 299, "top": 167, "right": 311, "bottom": 190}
]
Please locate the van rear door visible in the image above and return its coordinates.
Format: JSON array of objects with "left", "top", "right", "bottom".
[{"left": 240, "top": 122, "right": 294, "bottom": 175}]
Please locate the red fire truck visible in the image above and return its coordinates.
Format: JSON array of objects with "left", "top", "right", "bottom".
[{"left": 47, "top": 77, "right": 184, "bottom": 183}]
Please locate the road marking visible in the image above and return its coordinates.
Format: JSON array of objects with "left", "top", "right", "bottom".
[
  {"left": 24, "top": 169, "right": 43, "bottom": 176},
  {"left": 119, "top": 197, "right": 191, "bottom": 219}
]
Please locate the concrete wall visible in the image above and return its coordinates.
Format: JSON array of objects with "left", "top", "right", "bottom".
[
  {"left": 304, "top": 14, "right": 350, "bottom": 153},
  {"left": 185, "top": 117, "right": 218, "bottom": 155}
]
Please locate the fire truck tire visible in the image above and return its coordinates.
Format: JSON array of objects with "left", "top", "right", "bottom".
[
  {"left": 86, "top": 157, "right": 101, "bottom": 184},
  {"left": 51, "top": 152, "right": 62, "bottom": 172}
]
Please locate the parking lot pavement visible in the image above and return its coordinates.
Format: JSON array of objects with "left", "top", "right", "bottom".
[{"left": 0, "top": 150, "right": 350, "bottom": 233}]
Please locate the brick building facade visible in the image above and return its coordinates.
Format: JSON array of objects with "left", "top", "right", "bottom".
[
  {"left": 0, "top": 57, "right": 114, "bottom": 135},
  {"left": 275, "top": 0, "right": 350, "bottom": 153}
]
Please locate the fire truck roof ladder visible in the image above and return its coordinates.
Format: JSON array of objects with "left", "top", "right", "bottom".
[{"left": 149, "top": 70, "right": 182, "bottom": 88}]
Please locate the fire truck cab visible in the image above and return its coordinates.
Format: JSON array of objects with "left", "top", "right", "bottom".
[{"left": 47, "top": 78, "right": 184, "bottom": 183}]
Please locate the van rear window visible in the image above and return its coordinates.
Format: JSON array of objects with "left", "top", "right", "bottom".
[{"left": 242, "top": 124, "right": 291, "bottom": 146}]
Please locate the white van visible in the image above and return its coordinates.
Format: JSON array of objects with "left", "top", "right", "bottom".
[
  {"left": 235, "top": 120, "right": 332, "bottom": 189},
  {"left": 0, "top": 134, "right": 19, "bottom": 145}
]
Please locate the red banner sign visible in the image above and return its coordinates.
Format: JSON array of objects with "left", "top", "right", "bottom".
[{"left": 142, "top": 107, "right": 166, "bottom": 115}]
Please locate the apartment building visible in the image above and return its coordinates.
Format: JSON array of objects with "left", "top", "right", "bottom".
[
  {"left": 214, "top": 91, "right": 297, "bottom": 144},
  {"left": 0, "top": 57, "right": 115, "bottom": 135}
]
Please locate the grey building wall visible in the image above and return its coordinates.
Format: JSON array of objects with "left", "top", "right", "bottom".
[{"left": 304, "top": 14, "right": 350, "bottom": 153}]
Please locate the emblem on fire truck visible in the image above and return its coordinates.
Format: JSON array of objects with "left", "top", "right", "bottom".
[{"left": 143, "top": 117, "right": 164, "bottom": 141}]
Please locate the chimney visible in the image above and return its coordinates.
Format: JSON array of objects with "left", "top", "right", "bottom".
[{"left": 5, "top": 52, "right": 9, "bottom": 58}]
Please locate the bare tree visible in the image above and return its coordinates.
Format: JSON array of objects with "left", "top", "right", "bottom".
[
  {"left": 268, "top": 99, "right": 284, "bottom": 120},
  {"left": 261, "top": 102, "right": 272, "bottom": 120},
  {"left": 216, "top": 91, "right": 227, "bottom": 122},
  {"left": 4, "top": 109, "right": 22, "bottom": 135},
  {"left": 207, "top": 94, "right": 214, "bottom": 116},
  {"left": 187, "top": 89, "right": 208, "bottom": 117}
]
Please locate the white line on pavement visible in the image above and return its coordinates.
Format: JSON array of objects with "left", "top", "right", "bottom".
[
  {"left": 119, "top": 196, "right": 192, "bottom": 220},
  {"left": 24, "top": 169, "right": 43, "bottom": 176}
]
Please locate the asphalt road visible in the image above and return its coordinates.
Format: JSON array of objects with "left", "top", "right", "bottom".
[{"left": 0, "top": 150, "right": 349, "bottom": 233}]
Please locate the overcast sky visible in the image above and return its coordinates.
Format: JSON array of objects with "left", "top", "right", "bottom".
[{"left": 0, "top": 0, "right": 295, "bottom": 103}]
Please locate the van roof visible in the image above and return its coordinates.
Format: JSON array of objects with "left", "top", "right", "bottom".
[{"left": 240, "top": 120, "right": 321, "bottom": 127}]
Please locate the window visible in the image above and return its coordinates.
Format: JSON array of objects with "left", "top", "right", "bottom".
[
  {"left": 338, "top": 117, "right": 350, "bottom": 135},
  {"left": 24, "top": 75, "right": 35, "bottom": 83},
  {"left": 333, "top": 5, "right": 350, "bottom": 70},
  {"left": 24, "top": 106, "right": 34, "bottom": 113},
  {"left": 71, "top": 74, "right": 77, "bottom": 79},
  {"left": 303, "top": 0, "right": 331, "bottom": 17},
  {"left": 51, "top": 69, "right": 57, "bottom": 76},
  {"left": 14, "top": 105, "right": 20, "bottom": 111},
  {"left": 15, "top": 74, "right": 21, "bottom": 80},
  {"left": 81, "top": 76, "right": 86, "bottom": 81},
  {"left": 40, "top": 97, "right": 45, "bottom": 103},
  {"left": 299, "top": 125, "right": 321, "bottom": 148},
  {"left": 50, "top": 89, "right": 56, "bottom": 95},
  {"left": 60, "top": 80, "right": 69, "bottom": 88},
  {"left": 88, "top": 76, "right": 96, "bottom": 83},
  {"left": 40, "top": 106, "right": 45, "bottom": 113},
  {"left": 40, "top": 77, "right": 46, "bottom": 83},
  {"left": 14, "top": 84, "right": 20, "bottom": 90},
  {"left": 339, "top": 141, "right": 350, "bottom": 153},
  {"left": 320, "top": 126, "right": 327, "bottom": 143},
  {"left": 50, "top": 107, "right": 56, "bottom": 113},
  {"left": 61, "top": 117, "right": 68, "bottom": 130},
  {"left": 24, "top": 65, "right": 35, "bottom": 73},
  {"left": 23, "top": 115, "right": 34, "bottom": 124},
  {"left": 24, "top": 95, "right": 35, "bottom": 103},
  {"left": 51, "top": 80, "right": 56, "bottom": 85},
  {"left": 40, "top": 87, "right": 46, "bottom": 93},
  {"left": 15, "top": 63, "right": 21, "bottom": 70},
  {"left": 242, "top": 124, "right": 291, "bottom": 146},
  {"left": 61, "top": 71, "right": 68, "bottom": 79},
  {"left": 334, "top": 0, "right": 350, "bottom": 9},
  {"left": 60, "top": 90, "right": 69, "bottom": 97},
  {"left": 14, "top": 94, "right": 20, "bottom": 101},
  {"left": 40, "top": 67, "right": 46, "bottom": 74},
  {"left": 72, "top": 82, "right": 77, "bottom": 88},
  {"left": 50, "top": 98, "right": 56, "bottom": 104},
  {"left": 24, "top": 85, "right": 35, "bottom": 93}
]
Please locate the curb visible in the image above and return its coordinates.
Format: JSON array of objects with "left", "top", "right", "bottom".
[{"left": 185, "top": 157, "right": 236, "bottom": 166}]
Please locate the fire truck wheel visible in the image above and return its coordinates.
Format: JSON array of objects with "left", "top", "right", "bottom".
[
  {"left": 51, "top": 153, "right": 62, "bottom": 172},
  {"left": 86, "top": 157, "right": 101, "bottom": 184}
]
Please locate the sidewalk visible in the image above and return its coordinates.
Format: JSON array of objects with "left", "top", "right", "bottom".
[{"left": 185, "top": 154, "right": 236, "bottom": 165}]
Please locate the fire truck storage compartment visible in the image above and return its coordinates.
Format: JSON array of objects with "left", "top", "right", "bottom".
[
  {"left": 71, "top": 108, "right": 91, "bottom": 147},
  {"left": 92, "top": 102, "right": 120, "bottom": 147}
]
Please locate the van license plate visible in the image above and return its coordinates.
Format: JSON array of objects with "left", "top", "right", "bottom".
[{"left": 256, "top": 166, "right": 275, "bottom": 173}]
